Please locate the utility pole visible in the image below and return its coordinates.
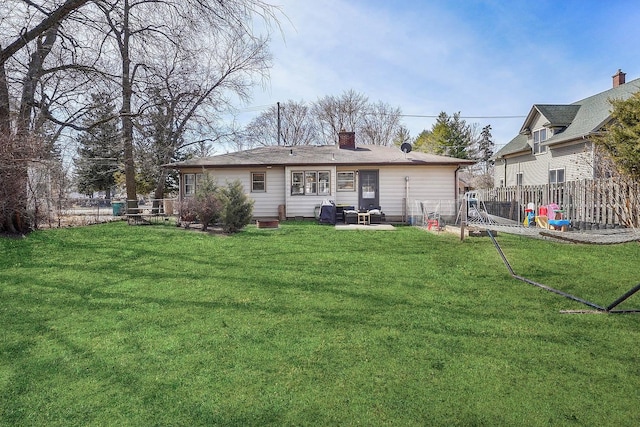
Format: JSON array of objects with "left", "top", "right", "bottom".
[{"left": 277, "top": 101, "right": 281, "bottom": 146}]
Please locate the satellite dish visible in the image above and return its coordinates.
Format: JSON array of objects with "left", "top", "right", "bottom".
[{"left": 401, "top": 142, "right": 412, "bottom": 153}]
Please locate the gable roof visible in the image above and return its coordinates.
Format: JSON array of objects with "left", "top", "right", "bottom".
[
  {"left": 167, "top": 144, "right": 475, "bottom": 169},
  {"left": 496, "top": 77, "right": 640, "bottom": 159},
  {"left": 519, "top": 105, "right": 581, "bottom": 133}
]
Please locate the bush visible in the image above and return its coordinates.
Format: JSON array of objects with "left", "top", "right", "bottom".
[
  {"left": 179, "top": 197, "right": 198, "bottom": 228},
  {"left": 220, "top": 180, "right": 254, "bottom": 233},
  {"left": 194, "top": 175, "right": 222, "bottom": 231}
]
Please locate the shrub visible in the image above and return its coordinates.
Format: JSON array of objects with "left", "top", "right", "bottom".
[
  {"left": 194, "top": 175, "right": 223, "bottom": 231},
  {"left": 220, "top": 180, "right": 254, "bottom": 233}
]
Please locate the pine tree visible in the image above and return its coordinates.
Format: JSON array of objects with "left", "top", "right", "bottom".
[
  {"left": 595, "top": 91, "right": 640, "bottom": 182},
  {"left": 74, "top": 93, "right": 122, "bottom": 200},
  {"left": 417, "top": 112, "right": 474, "bottom": 159},
  {"left": 477, "top": 124, "right": 495, "bottom": 174}
]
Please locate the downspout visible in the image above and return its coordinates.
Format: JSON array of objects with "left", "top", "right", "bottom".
[
  {"left": 404, "top": 175, "right": 410, "bottom": 223},
  {"left": 503, "top": 157, "right": 507, "bottom": 187},
  {"left": 178, "top": 172, "right": 183, "bottom": 224},
  {"left": 455, "top": 165, "right": 461, "bottom": 219}
]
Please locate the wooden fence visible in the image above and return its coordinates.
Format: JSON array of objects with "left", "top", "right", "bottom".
[{"left": 476, "top": 179, "right": 639, "bottom": 229}]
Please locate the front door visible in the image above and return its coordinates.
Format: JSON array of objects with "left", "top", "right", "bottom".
[{"left": 358, "top": 169, "right": 379, "bottom": 210}]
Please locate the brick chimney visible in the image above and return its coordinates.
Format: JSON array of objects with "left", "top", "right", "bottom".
[
  {"left": 338, "top": 130, "right": 356, "bottom": 150},
  {"left": 613, "top": 69, "right": 626, "bottom": 88}
]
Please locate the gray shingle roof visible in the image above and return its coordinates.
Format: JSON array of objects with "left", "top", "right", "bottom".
[
  {"left": 535, "top": 104, "right": 581, "bottom": 127},
  {"left": 495, "top": 77, "right": 640, "bottom": 158},
  {"left": 167, "top": 144, "right": 475, "bottom": 168}
]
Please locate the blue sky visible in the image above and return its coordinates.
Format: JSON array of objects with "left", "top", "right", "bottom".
[{"left": 241, "top": 0, "right": 640, "bottom": 149}]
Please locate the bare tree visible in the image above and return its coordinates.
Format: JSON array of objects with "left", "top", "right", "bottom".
[
  {"left": 0, "top": 0, "right": 92, "bottom": 233},
  {"left": 312, "top": 89, "right": 368, "bottom": 144},
  {"left": 92, "top": 0, "right": 280, "bottom": 214},
  {"left": 134, "top": 16, "right": 273, "bottom": 211},
  {"left": 243, "top": 100, "right": 317, "bottom": 147},
  {"left": 360, "top": 101, "right": 402, "bottom": 146}
]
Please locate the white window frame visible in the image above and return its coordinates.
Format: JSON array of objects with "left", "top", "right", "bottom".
[
  {"left": 516, "top": 172, "right": 523, "bottom": 186},
  {"left": 337, "top": 171, "right": 355, "bottom": 191},
  {"left": 251, "top": 172, "right": 266, "bottom": 193},
  {"left": 184, "top": 174, "right": 195, "bottom": 196},
  {"left": 291, "top": 170, "right": 330, "bottom": 196},
  {"left": 549, "top": 168, "right": 565, "bottom": 184},
  {"left": 533, "top": 128, "right": 548, "bottom": 154},
  {"left": 318, "top": 171, "right": 330, "bottom": 196}
]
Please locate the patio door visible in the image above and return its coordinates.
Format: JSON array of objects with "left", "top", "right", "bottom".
[{"left": 358, "top": 169, "right": 379, "bottom": 210}]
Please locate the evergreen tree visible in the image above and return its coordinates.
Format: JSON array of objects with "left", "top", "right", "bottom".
[
  {"left": 595, "top": 91, "right": 640, "bottom": 182},
  {"left": 412, "top": 129, "right": 438, "bottom": 154},
  {"left": 220, "top": 180, "right": 254, "bottom": 233},
  {"left": 415, "top": 112, "right": 475, "bottom": 159},
  {"left": 74, "top": 93, "right": 121, "bottom": 199},
  {"left": 477, "top": 124, "right": 495, "bottom": 174}
]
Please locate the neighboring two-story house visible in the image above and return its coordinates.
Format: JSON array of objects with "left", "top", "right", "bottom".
[{"left": 493, "top": 70, "right": 640, "bottom": 187}]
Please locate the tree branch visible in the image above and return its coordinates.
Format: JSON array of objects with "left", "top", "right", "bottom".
[{"left": 0, "top": 0, "right": 92, "bottom": 63}]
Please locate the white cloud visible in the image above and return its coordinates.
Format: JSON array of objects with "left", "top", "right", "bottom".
[{"left": 243, "top": 0, "right": 640, "bottom": 147}]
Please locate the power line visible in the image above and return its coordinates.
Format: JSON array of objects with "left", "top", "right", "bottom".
[
  {"left": 400, "top": 114, "right": 526, "bottom": 119},
  {"left": 234, "top": 104, "right": 527, "bottom": 120}
]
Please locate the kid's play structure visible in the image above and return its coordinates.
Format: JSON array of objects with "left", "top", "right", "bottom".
[
  {"left": 459, "top": 193, "right": 639, "bottom": 314},
  {"left": 523, "top": 202, "right": 571, "bottom": 231}
]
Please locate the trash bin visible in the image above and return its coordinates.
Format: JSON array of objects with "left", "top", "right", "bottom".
[{"left": 112, "top": 201, "right": 125, "bottom": 216}]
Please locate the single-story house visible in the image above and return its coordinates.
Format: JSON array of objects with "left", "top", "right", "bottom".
[
  {"left": 167, "top": 131, "right": 474, "bottom": 222},
  {"left": 493, "top": 70, "right": 640, "bottom": 187}
]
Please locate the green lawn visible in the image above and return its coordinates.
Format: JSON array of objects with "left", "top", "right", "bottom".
[{"left": 1, "top": 222, "right": 639, "bottom": 426}]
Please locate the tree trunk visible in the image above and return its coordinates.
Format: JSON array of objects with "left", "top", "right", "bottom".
[
  {"left": 1, "top": 27, "right": 58, "bottom": 234},
  {"left": 152, "top": 169, "right": 167, "bottom": 214},
  {"left": 121, "top": 0, "right": 138, "bottom": 215}
]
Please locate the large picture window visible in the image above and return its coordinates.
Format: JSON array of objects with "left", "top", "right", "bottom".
[
  {"left": 291, "top": 170, "right": 330, "bottom": 196},
  {"left": 337, "top": 171, "right": 355, "bottom": 191},
  {"left": 251, "top": 172, "right": 266, "bottom": 192}
]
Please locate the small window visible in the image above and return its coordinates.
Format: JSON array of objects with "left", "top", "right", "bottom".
[
  {"left": 251, "top": 172, "right": 266, "bottom": 192},
  {"left": 516, "top": 172, "right": 523, "bottom": 186},
  {"left": 184, "top": 174, "right": 195, "bottom": 196},
  {"left": 337, "top": 171, "right": 355, "bottom": 191},
  {"left": 549, "top": 168, "right": 565, "bottom": 184},
  {"left": 533, "top": 129, "right": 548, "bottom": 154}
]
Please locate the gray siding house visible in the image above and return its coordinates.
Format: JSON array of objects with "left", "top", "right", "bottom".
[
  {"left": 167, "top": 131, "right": 474, "bottom": 222},
  {"left": 494, "top": 70, "right": 640, "bottom": 187}
]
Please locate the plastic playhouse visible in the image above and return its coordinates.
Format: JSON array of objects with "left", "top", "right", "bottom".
[{"left": 524, "top": 203, "right": 571, "bottom": 231}]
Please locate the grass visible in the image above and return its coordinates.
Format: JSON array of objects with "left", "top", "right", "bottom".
[{"left": 1, "top": 221, "right": 639, "bottom": 426}]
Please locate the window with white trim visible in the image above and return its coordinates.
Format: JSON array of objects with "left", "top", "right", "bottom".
[
  {"left": 251, "top": 172, "right": 266, "bottom": 192},
  {"left": 337, "top": 171, "right": 355, "bottom": 191},
  {"left": 184, "top": 173, "right": 205, "bottom": 196},
  {"left": 184, "top": 174, "right": 195, "bottom": 196},
  {"left": 516, "top": 172, "right": 523, "bottom": 186},
  {"left": 549, "top": 168, "right": 565, "bottom": 184},
  {"left": 318, "top": 171, "right": 330, "bottom": 195},
  {"left": 291, "top": 170, "right": 330, "bottom": 196},
  {"left": 533, "top": 128, "right": 548, "bottom": 154}
]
